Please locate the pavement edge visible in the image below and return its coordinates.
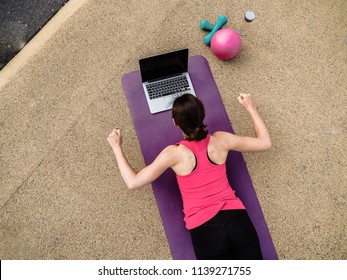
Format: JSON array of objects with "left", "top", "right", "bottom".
[{"left": 0, "top": 0, "right": 90, "bottom": 92}]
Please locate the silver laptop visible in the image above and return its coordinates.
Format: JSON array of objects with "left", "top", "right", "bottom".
[{"left": 139, "top": 48, "right": 196, "bottom": 114}]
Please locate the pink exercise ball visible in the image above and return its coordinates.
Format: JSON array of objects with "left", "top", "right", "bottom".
[{"left": 211, "top": 28, "right": 242, "bottom": 60}]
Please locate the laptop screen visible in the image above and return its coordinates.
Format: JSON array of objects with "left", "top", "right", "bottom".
[{"left": 139, "top": 49, "right": 188, "bottom": 82}]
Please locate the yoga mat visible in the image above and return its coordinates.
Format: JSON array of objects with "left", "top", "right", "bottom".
[{"left": 121, "top": 55, "right": 278, "bottom": 260}]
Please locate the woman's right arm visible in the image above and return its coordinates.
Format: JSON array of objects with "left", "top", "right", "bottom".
[{"left": 220, "top": 93, "right": 272, "bottom": 152}]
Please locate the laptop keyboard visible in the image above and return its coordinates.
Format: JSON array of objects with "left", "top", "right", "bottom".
[{"left": 146, "top": 76, "right": 191, "bottom": 100}]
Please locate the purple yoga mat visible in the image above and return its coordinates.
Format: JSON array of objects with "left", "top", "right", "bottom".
[{"left": 121, "top": 55, "right": 278, "bottom": 260}]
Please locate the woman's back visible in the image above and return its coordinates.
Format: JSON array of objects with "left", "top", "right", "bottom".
[
  {"left": 171, "top": 132, "right": 230, "bottom": 176},
  {"left": 174, "top": 134, "right": 245, "bottom": 230}
]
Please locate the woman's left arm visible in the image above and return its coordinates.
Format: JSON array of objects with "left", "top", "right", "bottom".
[{"left": 107, "top": 128, "right": 177, "bottom": 190}]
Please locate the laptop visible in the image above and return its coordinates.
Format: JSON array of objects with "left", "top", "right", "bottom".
[{"left": 139, "top": 48, "right": 196, "bottom": 114}]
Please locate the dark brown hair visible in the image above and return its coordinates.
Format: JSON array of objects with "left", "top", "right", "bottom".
[{"left": 172, "top": 94, "right": 208, "bottom": 141}]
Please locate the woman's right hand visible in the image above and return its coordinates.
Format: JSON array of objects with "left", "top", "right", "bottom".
[{"left": 237, "top": 93, "right": 256, "bottom": 112}]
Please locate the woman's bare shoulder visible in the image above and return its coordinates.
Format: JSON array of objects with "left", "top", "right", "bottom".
[
  {"left": 162, "top": 144, "right": 187, "bottom": 157},
  {"left": 212, "top": 131, "right": 229, "bottom": 136},
  {"left": 162, "top": 144, "right": 179, "bottom": 154},
  {"left": 211, "top": 131, "right": 234, "bottom": 148},
  {"left": 211, "top": 131, "right": 233, "bottom": 140}
]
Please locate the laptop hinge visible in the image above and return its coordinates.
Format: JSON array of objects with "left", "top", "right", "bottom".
[{"left": 146, "top": 73, "right": 184, "bottom": 83}]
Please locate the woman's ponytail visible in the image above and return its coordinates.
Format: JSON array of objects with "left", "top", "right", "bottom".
[
  {"left": 187, "top": 124, "right": 208, "bottom": 141},
  {"left": 172, "top": 94, "right": 208, "bottom": 141}
]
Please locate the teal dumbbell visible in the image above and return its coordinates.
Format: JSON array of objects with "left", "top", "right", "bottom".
[
  {"left": 200, "top": 15, "right": 228, "bottom": 46},
  {"left": 200, "top": 20, "right": 215, "bottom": 31}
]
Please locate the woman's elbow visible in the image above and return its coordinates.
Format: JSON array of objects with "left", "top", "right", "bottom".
[
  {"left": 126, "top": 181, "right": 145, "bottom": 190},
  {"left": 263, "top": 138, "right": 272, "bottom": 150},
  {"left": 123, "top": 179, "right": 136, "bottom": 190},
  {"left": 127, "top": 182, "right": 138, "bottom": 190}
]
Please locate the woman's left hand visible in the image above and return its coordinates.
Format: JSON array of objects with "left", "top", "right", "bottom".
[{"left": 107, "top": 128, "right": 122, "bottom": 149}]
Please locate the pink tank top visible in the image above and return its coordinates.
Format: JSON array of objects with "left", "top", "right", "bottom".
[{"left": 176, "top": 134, "right": 245, "bottom": 229}]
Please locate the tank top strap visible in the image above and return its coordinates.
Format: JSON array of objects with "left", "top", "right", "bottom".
[{"left": 177, "top": 134, "right": 211, "bottom": 156}]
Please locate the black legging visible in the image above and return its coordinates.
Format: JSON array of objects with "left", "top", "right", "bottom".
[{"left": 190, "top": 210, "right": 263, "bottom": 260}]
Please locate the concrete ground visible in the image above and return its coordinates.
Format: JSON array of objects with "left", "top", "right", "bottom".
[
  {"left": 0, "top": 0, "right": 69, "bottom": 70},
  {"left": 0, "top": 0, "right": 346, "bottom": 260}
]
